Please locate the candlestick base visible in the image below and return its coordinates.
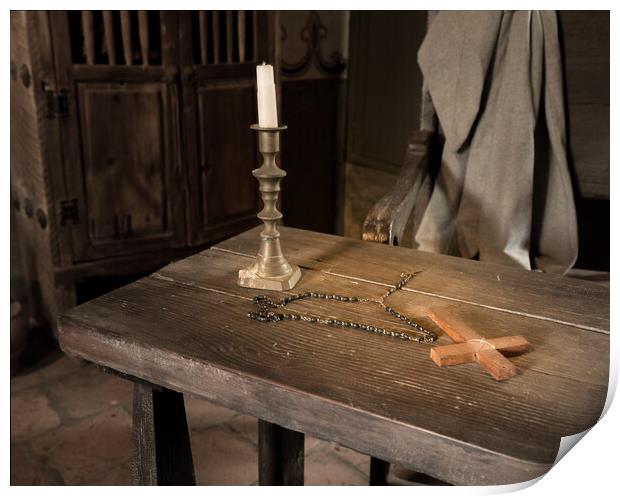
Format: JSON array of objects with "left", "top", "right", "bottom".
[{"left": 238, "top": 263, "right": 301, "bottom": 291}]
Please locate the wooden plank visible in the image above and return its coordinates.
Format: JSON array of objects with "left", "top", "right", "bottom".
[
  {"left": 160, "top": 249, "right": 609, "bottom": 387},
  {"left": 199, "top": 11, "right": 208, "bottom": 64},
  {"left": 212, "top": 11, "right": 220, "bottom": 63},
  {"left": 72, "top": 64, "right": 175, "bottom": 81},
  {"left": 237, "top": 11, "right": 246, "bottom": 62},
  {"left": 138, "top": 11, "right": 149, "bottom": 65},
  {"left": 556, "top": 11, "right": 608, "bottom": 200},
  {"left": 214, "top": 227, "right": 609, "bottom": 333},
  {"left": 120, "top": 11, "right": 132, "bottom": 65},
  {"left": 53, "top": 245, "right": 201, "bottom": 286},
  {"left": 11, "top": 11, "right": 66, "bottom": 330},
  {"left": 160, "top": 12, "right": 178, "bottom": 67},
  {"left": 190, "top": 61, "right": 255, "bottom": 80},
  {"left": 252, "top": 11, "right": 258, "bottom": 61},
  {"left": 568, "top": 103, "right": 609, "bottom": 200},
  {"left": 81, "top": 11, "right": 95, "bottom": 64},
  {"left": 102, "top": 11, "right": 116, "bottom": 65},
  {"left": 226, "top": 11, "right": 233, "bottom": 63},
  {"left": 559, "top": 11, "right": 609, "bottom": 105},
  {"left": 58, "top": 245, "right": 608, "bottom": 484}
]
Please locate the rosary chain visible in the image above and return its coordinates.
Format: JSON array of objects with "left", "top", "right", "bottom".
[{"left": 247, "top": 272, "right": 437, "bottom": 344}]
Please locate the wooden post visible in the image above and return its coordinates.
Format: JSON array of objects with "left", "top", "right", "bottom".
[
  {"left": 225, "top": 11, "right": 233, "bottom": 63},
  {"left": 253, "top": 11, "right": 259, "bottom": 62},
  {"left": 238, "top": 11, "right": 246, "bottom": 62},
  {"left": 199, "top": 11, "right": 208, "bottom": 64},
  {"left": 102, "top": 11, "right": 116, "bottom": 65},
  {"left": 120, "top": 11, "right": 132, "bottom": 65},
  {"left": 369, "top": 457, "right": 390, "bottom": 485},
  {"left": 81, "top": 11, "right": 95, "bottom": 64},
  {"left": 428, "top": 306, "right": 530, "bottom": 381},
  {"left": 131, "top": 383, "right": 196, "bottom": 485},
  {"left": 212, "top": 11, "right": 220, "bottom": 63},
  {"left": 138, "top": 11, "right": 149, "bottom": 66},
  {"left": 258, "top": 419, "right": 304, "bottom": 485}
]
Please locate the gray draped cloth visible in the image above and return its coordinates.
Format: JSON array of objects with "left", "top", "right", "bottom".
[{"left": 414, "top": 11, "right": 578, "bottom": 274}]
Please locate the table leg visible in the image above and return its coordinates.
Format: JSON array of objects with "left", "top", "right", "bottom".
[
  {"left": 131, "top": 382, "right": 196, "bottom": 485},
  {"left": 369, "top": 457, "right": 390, "bottom": 485},
  {"left": 258, "top": 419, "right": 304, "bottom": 485}
]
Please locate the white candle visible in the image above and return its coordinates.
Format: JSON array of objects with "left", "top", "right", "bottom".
[{"left": 256, "top": 63, "right": 278, "bottom": 127}]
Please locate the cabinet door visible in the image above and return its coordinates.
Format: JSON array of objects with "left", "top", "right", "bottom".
[
  {"left": 179, "top": 11, "right": 278, "bottom": 245},
  {"left": 49, "top": 11, "right": 185, "bottom": 261}
]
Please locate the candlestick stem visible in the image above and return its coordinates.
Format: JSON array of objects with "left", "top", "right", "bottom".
[{"left": 238, "top": 125, "right": 301, "bottom": 291}]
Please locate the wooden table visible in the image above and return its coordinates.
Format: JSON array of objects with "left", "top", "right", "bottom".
[{"left": 58, "top": 227, "right": 609, "bottom": 485}]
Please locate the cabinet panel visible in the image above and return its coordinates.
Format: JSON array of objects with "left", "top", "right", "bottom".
[
  {"left": 49, "top": 11, "right": 186, "bottom": 262},
  {"left": 197, "top": 80, "right": 259, "bottom": 237},
  {"left": 48, "top": 11, "right": 277, "bottom": 260},
  {"left": 78, "top": 82, "right": 173, "bottom": 244},
  {"left": 180, "top": 11, "right": 276, "bottom": 244}
]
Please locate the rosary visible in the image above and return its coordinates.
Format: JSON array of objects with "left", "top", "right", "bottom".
[{"left": 247, "top": 272, "right": 438, "bottom": 344}]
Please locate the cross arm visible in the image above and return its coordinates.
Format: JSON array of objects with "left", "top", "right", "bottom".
[
  {"left": 430, "top": 336, "right": 531, "bottom": 366},
  {"left": 428, "top": 306, "right": 531, "bottom": 381}
]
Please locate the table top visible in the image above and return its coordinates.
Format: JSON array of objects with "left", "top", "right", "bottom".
[{"left": 58, "top": 227, "right": 609, "bottom": 485}]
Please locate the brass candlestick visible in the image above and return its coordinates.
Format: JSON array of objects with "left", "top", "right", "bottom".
[{"left": 238, "top": 124, "right": 301, "bottom": 291}]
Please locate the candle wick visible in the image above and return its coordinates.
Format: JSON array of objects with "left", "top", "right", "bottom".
[{"left": 261, "top": 61, "right": 267, "bottom": 65}]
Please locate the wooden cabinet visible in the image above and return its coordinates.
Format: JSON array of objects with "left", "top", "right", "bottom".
[{"left": 11, "top": 11, "right": 277, "bottom": 329}]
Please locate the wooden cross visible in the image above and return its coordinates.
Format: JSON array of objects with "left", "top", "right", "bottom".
[{"left": 427, "top": 306, "right": 530, "bottom": 381}]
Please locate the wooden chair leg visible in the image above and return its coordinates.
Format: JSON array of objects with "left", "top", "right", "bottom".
[
  {"left": 258, "top": 419, "right": 304, "bottom": 485},
  {"left": 131, "top": 382, "right": 196, "bottom": 485},
  {"left": 369, "top": 457, "right": 390, "bottom": 485}
]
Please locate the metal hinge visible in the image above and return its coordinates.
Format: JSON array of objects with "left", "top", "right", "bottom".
[
  {"left": 59, "top": 199, "right": 79, "bottom": 226},
  {"left": 46, "top": 88, "right": 69, "bottom": 119}
]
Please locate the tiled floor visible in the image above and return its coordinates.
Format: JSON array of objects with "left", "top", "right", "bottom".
[{"left": 10, "top": 335, "right": 371, "bottom": 485}]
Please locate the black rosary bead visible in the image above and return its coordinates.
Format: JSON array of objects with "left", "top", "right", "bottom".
[{"left": 247, "top": 272, "right": 437, "bottom": 343}]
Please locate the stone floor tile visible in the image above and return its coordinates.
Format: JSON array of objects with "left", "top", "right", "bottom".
[
  {"left": 331, "top": 443, "right": 369, "bottom": 475},
  {"left": 11, "top": 389, "right": 61, "bottom": 443},
  {"left": 305, "top": 449, "right": 367, "bottom": 485},
  {"left": 10, "top": 444, "right": 65, "bottom": 485},
  {"left": 190, "top": 425, "right": 258, "bottom": 485},
  {"left": 305, "top": 435, "right": 331, "bottom": 455},
  {"left": 185, "top": 394, "right": 237, "bottom": 433},
  {"left": 45, "top": 364, "right": 133, "bottom": 419},
  {"left": 35, "top": 353, "right": 87, "bottom": 384},
  {"left": 30, "top": 406, "right": 132, "bottom": 485},
  {"left": 84, "top": 461, "right": 131, "bottom": 486},
  {"left": 11, "top": 342, "right": 370, "bottom": 486},
  {"left": 225, "top": 414, "right": 258, "bottom": 447},
  {"left": 304, "top": 438, "right": 370, "bottom": 477},
  {"left": 10, "top": 369, "right": 45, "bottom": 394}
]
